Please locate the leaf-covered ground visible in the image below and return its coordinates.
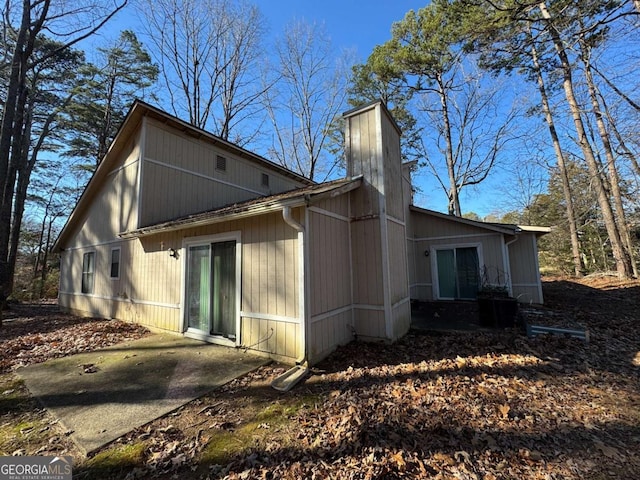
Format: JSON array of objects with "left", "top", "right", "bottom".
[{"left": 1, "top": 277, "right": 639, "bottom": 479}]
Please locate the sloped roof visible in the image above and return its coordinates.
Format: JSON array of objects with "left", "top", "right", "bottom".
[
  {"left": 119, "top": 176, "right": 363, "bottom": 238},
  {"left": 409, "top": 206, "right": 550, "bottom": 236},
  {"left": 53, "top": 100, "right": 314, "bottom": 252}
]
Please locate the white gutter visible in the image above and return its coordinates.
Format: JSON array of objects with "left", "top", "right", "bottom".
[
  {"left": 273, "top": 206, "right": 309, "bottom": 391},
  {"left": 504, "top": 235, "right": 519, "bottom": 296}
]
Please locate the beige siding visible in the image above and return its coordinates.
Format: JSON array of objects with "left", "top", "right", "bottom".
[
  {"left": 64, "top": 136, "right": 141, "bottom": 247},
  {"left": 508, "top": 232, "right": 544, "bottom": 304},
  {"left": 59, "top": 233, "right": 184, "bottom": 332},
  {"left": 353, "top": 308, "right": 385, "bottom": 340},
  {"left": 350, "top": 218, "right": 383, "bottom": 306},
  {"left": 346, "top": 108, "right": 381, "bottom": 218},
  {"left": 307, "top": 201, "right": 354, "bottom": 364},
  {"left": 242, "top": 317, "right": 300, "bottom": 362},
  {"left": 139, "top": 120, "right": 303, "bottom": 227},
  {"left": 309, "top": 211, "right": 351, "bottom": 316},
  {"left": 309, "top": 310, "right": 352, "bottom": 364},
  {"left": 382, "top": 117, "right": 404, "bottom": 220},
  {"left": 392, "top": 301, "right": 411, "bottom": 339},
  {"left": 60, "top": 209, "right": 304, "bottom": 363},
  {"left": 409, "top": 210, "right": 507, "bottom": 301},
  {"left": 387, "top": 220, "right": 409, "bottom": 304}
]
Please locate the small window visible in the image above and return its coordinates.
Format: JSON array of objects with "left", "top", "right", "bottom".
[
  {"left": 82, "top": 252, "right": 95, "bottom": 294},
  {"left": 261, "top": 173, "right": 269, "bottom": 187},
  {"left": 110, "top": 248, "right": 121, "bottom": 279},
  {"left": 216, "top": 155, "right": 227, "bottom": 172}
]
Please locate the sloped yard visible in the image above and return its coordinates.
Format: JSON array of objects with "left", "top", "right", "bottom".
[{"left": 1, "top": 276, "right": 639, "bottom": 479}]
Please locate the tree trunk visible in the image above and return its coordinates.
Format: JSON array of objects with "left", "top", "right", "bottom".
[
  {"left": 39, "top": 218, "right": 55, "bottom": 299},
  {"left": 579, "top": 36, "right": 638, "bottom": 277},
  {"left": 437, "top": 73, "right": 461, "bottom": 216},
  {"left": 538, "top": 1, "right": 632, "bottom": 278},
  {"left": 529, "top": 29, "right": 583, "bottom": 277},
  {"left": 0, "top": 3, "right": 32, "bottom": 317}
]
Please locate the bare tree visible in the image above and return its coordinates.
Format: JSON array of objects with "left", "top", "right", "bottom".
[
  {"left": 138, "top": 0, "right": 267, "bottom": 143},
  {"left": 262, "top": 19, "right": 351, "bottom": 181},
  {"left": 578, "top": 24, "right": 638, "bottom": 276},
  {"left": 528, "top": 26, "right": 584, "bottom": 277},
  {"left": 418, "top": 68, "right": 515, "bottom": 216},
  {"left": 0, "top": 0, "right": 127, "bottom": 319},
  {"left": 537, "top": 1, "right": 632, "bottom": 278}
]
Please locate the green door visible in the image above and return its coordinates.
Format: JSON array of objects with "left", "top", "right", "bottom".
[{"left": 186, "top": 241, "right": 236, "bottom": 339}]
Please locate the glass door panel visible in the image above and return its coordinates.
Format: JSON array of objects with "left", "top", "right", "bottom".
[
  {"left": 436, "top": 247, "right": 480, "bottom": 299},
  {"left": 211, "top": 241, "right": 236, "bottom": 338},
  {"left": 186, "top": 240, "right": 237, "bottom": 340},
  {"left": 187, "top": 245, "right": 210, "bottom": 331},
  {"left": 437, "top": 249, "right": 456, "bottom": 298},
  {"left": 456, "top": 247, "right": 479, "bottom": 299}
]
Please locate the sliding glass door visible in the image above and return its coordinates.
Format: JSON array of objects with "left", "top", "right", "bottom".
[
  {"left": 435, "top": 246, "right": 479, "bottom": 300},
  {"left": 186, "top": 240, "right": 237, "bottom": 340}
]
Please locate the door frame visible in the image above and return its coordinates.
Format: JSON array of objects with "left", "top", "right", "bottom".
[
  {"left": 181, "top": 231, "right": 242, "bottom": 347},
  {"left": 430, "top": 242, "right": 483, "bottom": 300}
]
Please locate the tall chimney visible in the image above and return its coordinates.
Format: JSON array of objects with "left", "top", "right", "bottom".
[{"left": 343, "top": 100, "right": 411, "bottom": 341}]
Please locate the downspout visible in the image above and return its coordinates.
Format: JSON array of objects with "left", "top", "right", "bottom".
[
  {"left": 272, "top": 206, "right": 309, "bottom": 391},
  {"left": 504, "top": 233, "right": 520, "bottom": 297}
]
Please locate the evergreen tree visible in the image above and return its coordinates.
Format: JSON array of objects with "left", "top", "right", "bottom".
[{"left": 63, "top": 30, "right": 158, "bottom": 170}]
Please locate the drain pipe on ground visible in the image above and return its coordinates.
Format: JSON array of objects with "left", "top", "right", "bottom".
[{"left": 271, "top": 206, "right": 309, "bottom": 392}]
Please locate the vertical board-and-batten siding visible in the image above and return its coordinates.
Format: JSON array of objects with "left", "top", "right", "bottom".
[
  {"left": 68, "top": 135, "right": 141, "bottom": 246},
  {"left": 308, "top": 196, "right": 353, "bottom": 363},
  {"left": 345, "top": 102, "right": 411, "bottom": 341},
  {"left": 507, "top": 232, "right": 544, "bottom": 304},
  {"left": 138, "top": 119, "right": 305, "bottom": 228},
  {"left": 180, "top": 211, "right": 301, "bottom": 361},
  {"left": 346, "top": 106, "right": 385, "bottom": 340},
  {"left": 61, "top": 208, "right": 303, "bottom": 362},
  {"left": 408, "top": 211, "right": 507, "bottom": 301}
]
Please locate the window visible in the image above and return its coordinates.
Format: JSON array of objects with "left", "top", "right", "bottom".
[
  {"left": 110, "top": 248, "right": 121, "bottom": 279},
  {"left": 261, "top": 173, "right": 269, "bottom": 187},
  {"left": 82, "top": 252, "right": 95, "bottom": 294},
  {"left": 216, "top": 155, "right": 227, "bottom": 172}
]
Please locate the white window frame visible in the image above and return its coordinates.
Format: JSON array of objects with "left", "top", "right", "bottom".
[
  {"left": 431, "top": 242, "right": 483, "bottom": 300},
  {"left": 181, "top": 231, "right": 242, "bottom": 347},
  {"left": 81, "top": 251, "right": 96, "bottom": 294}
]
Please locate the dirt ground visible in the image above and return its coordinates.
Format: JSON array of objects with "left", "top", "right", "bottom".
[{"left": 1, "top": 275, "right": 639, "bottom": 479}]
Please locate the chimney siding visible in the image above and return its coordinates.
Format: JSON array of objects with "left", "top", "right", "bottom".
[{"left": 344, "top": 101, "right": 411, "bottom": 341}]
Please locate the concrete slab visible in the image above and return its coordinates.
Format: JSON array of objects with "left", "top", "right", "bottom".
[{"left": 17, "top": 334, "right": 269, "bottom": 455}]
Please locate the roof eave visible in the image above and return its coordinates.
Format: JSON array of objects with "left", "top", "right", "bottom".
[{"left": 119, "top": 176, "right": 363, "bottom": 240}]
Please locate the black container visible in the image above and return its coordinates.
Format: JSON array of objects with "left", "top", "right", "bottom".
[{"left": 477, "top": 294, "right": 518, "bottom": 328}]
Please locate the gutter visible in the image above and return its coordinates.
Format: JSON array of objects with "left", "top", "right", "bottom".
[
  {"left": 272, "top": 206, "right": 309, "bottom": 391},
  {"left": 504, "top": 234, "right": 520, "bottom": 297}
]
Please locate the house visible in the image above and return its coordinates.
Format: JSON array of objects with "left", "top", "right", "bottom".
[
  {"left": 53, "top": 99, "right": 548, "bottom": 367},
  {"left": 406, "top": 207, "right": 550, "bottom": 304}
]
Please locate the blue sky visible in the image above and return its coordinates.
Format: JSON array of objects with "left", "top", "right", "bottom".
[
  {"left": 90, "top": 0, "right": 515, "bottom": 218},
  {"left": 254, "top": 0, "right": 427, "bottom": 61},
  {"left": 252, "top": 0, "right": 521, "bottom": 217}
]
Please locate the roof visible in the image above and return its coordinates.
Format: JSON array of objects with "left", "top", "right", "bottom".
[
  {"left": 119, "top": 176, "right": 363, "bottom": 239},
  {"left": 409, "top": 206, "right": 550, "bottom": 236},
  {"left": 53, "top": 100, "right": 314, "bottom": 252}
]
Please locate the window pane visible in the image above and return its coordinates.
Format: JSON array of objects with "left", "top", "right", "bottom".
[
  {"left": 456, "top": 247, "right": 479, "bottom": 299},
  {"left": 82, "top": 252, "right": 95, "bottom": 294},
  {"left": 436, "top": 249, "right": 456, "bottom": 298},
  {"left": 111, "top": 249, "right": 120, "bottom": 278},
  {"left": 187, "top": 245, "right": 211, "bottom": 331}
]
